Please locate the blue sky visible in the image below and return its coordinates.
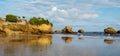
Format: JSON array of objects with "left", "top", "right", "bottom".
[{"left": 0, "top": 0, "right": 120, "bottom": 32}]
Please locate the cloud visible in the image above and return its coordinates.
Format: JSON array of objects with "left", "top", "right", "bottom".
[
  {"left": 80, "top": 13, "right": 99, "bottom": 19},
  {"left": 56, "top": 17, "right": 65, "bottom": 22},
  {"left": 52, "top": 7, "right": 57, "bottom": 11}
]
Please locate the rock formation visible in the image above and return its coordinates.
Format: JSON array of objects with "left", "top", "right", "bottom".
[
  {"left": 62, "top": 26, "right": 73, "bottom": 33},
  {"left": 38, "top": 24, "right": 53, "bottom": 33},
  {"left": 104, "top": 27, "right": 117, "bottom": 34},
  {"left": 0, "top": 22, "right": 53, "bottom": 36},
  {"left": 78, "top": 29, "right": 84, "bottom": 33},
  {"left": 117, "top": 30, "right": 120, "bottom": 34}
]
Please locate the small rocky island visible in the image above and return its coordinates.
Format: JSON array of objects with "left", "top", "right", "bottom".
[{"left": 0, "top": 14, "right": 53, "bottom": 36}]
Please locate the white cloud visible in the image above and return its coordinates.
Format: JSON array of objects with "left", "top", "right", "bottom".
[
  {"left": 80, "top": 13, "right": 99, "bottom": 19},
  {"left": 38, "top": 14, "right": 46, "bottom": 18},
  {"left": 57, "top": 17, "right": 65, "bottom": 22},
  {"left": 52, "top": 7, "right": 57, "bottom": 11},
  {"left": 47, "top": 6, "right": 68, "bottom": 18}
]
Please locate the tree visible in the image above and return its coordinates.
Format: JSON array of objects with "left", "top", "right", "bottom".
[
  {"left": 6, "top": 14, "right": 18, "bottom": 22},
  {"left": 29, "top": 17, "right": 52, "bottom": 26},
  {"left": 22, "top": 16, "right": 25, "bottom": 19},
  {"left": 29, "top": 17, "right": 40, "bottom": 25},
  {"left": 18, "top": 16, "right": 21, "bottom": 19}
]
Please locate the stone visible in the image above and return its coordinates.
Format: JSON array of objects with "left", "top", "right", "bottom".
[
  {"left": 104, "top": 27, "right": 117, "bottom": 34},
  {"left": 78, "top": 29, "right": 84, "bottom": 33},
  {"left": 117, "top": 30, "right": 120, "bottom": 33},
  {"left": 38, "top": 24, "right": 53, "bottom": 33},
  {"left": 62, "top": 26, "right": 73, "bottom": 33}
]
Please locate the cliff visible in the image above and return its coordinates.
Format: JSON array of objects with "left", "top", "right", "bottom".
[{"left": 0, "top": 22, "right": 53, "bottom": 36}]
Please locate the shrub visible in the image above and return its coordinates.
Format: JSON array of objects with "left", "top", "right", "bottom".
[
  {"left": 6, "top": 14, "right": 18, "bottom": 22},
  {"left": 29, "top": 17, "right": 53, "bottom": 26}
]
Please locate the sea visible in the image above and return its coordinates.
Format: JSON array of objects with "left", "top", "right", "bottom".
[{"left": 0, "top": 33, "right": 120, "bottom": 56}]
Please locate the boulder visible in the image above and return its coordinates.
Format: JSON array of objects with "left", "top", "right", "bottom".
[
  {"left": 38, "top": 24, "right": 53, "bottom": 33},
  {"left": 62, "top": 26, "right": 73, "bottom": 33},
  {"left": 78, "top": 29, "right": 84, "bottom": 33},
  {"left": 104, "top": 27, "right": 117, "bottom": 34},
  {"left": 117, "top": 30, "right": 120, "bottom": 34}
]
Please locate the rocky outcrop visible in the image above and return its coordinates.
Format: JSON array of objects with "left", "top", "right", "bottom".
[
  {"left": 104, "top": 27, "right": 117, "bottom": 34},
  {"left": 78, "top": 29, "right": 84, "bottom": 33},
  {"left": 54, "top": 30, "right": 61, "bottom": 33},
  {"left": 38, "top": 24, "right": 53, "bottom": 33},
  {"left": 117, "top": 30, "right": 120, "bottom": 34},
  {"left": 62, "top": 26, "right": 73, "bottom": 33},
  {"left": 0, "top": 22, "right": 53, "bottom": 35}
]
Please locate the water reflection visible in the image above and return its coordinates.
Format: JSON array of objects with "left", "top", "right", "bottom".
[
  {"left": 104, "top": 39, "right": 115, "bottom": 44},
  {"left": 0, "top": 34, "right": 120, "bottom": 56},
  {"left": 104, "top": 34, "right": 115, "bottom": 44},
  {"left": 3, "top": 35, "right": 52, "bottom": 56},
  {"left": 62, "top": 36, "right": 72, "bottom": 44},
  {"left": 4, "top": 43, "right": 16, "bottom": 56},
  {"left": 10, "top": 35, "right": 52, "bottom": 46},
  {"left": 78, "top": 37, "right": 84, "bottom": 40}
]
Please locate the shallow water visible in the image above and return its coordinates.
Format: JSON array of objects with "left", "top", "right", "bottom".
[{"left": 0, "top": 34, "right": 120, "bottom": 56}]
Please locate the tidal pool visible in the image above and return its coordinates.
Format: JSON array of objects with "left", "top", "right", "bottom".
[{"left": 0, "top": 34, "right": 120, "bottom": 56}]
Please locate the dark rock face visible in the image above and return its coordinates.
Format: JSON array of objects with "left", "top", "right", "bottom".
[
  {"left": 117, "top": 30, "right": 120, "bottom": 34},
  {"left": 78, "top": 29, "right": 84, "bottom": 33},
  {"left": 62, "top": 26, "right": 73, "bottom": 33},
  {"left": 104, "top": 27, "right": 117, "bottom": 34}
]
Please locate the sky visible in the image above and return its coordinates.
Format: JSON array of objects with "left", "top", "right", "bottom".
[{"left": 0, "top": 0, "right": 120, "bottom": 32}]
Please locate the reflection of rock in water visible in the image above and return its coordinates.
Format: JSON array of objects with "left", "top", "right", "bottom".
[
  {"left": 29, "top": 35, "right": 52, "bottom": 52},
  {"left": 104, "top": 39, "right": 115, "bottom": 44},
  {"left": 62, "top": 36, "right": 72, "bottom": 44},
  {"left": 37, "top": 35, "right": 52, "bottom": 46},
  {"left": 4, "top": 44, "right": 16, "bottom": 56},
  {"left": 10, "top": 35, "right": 52, "bottom": 46},
  {"left": 104, "top": 34, "right": 115, "bottom": 44},
  {"left": 3, "top": 43, "right": 26, "bottom": 56},
  {"left": 78, "top": 37, "right": 83, "bottom": 40},
  {"left": 9, "top": 35, "right": 52, "bottom": 51}
]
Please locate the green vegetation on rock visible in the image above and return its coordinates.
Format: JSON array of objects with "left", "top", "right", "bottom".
[
  {"left": 29, "top": 17, "right": 53, "bottom": 26},
  {"left": 6, "top": 14, "right": 18, "bottom": 22},
  {"left": 0, "top": 14, "right": 54, "bottom": 35}
]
